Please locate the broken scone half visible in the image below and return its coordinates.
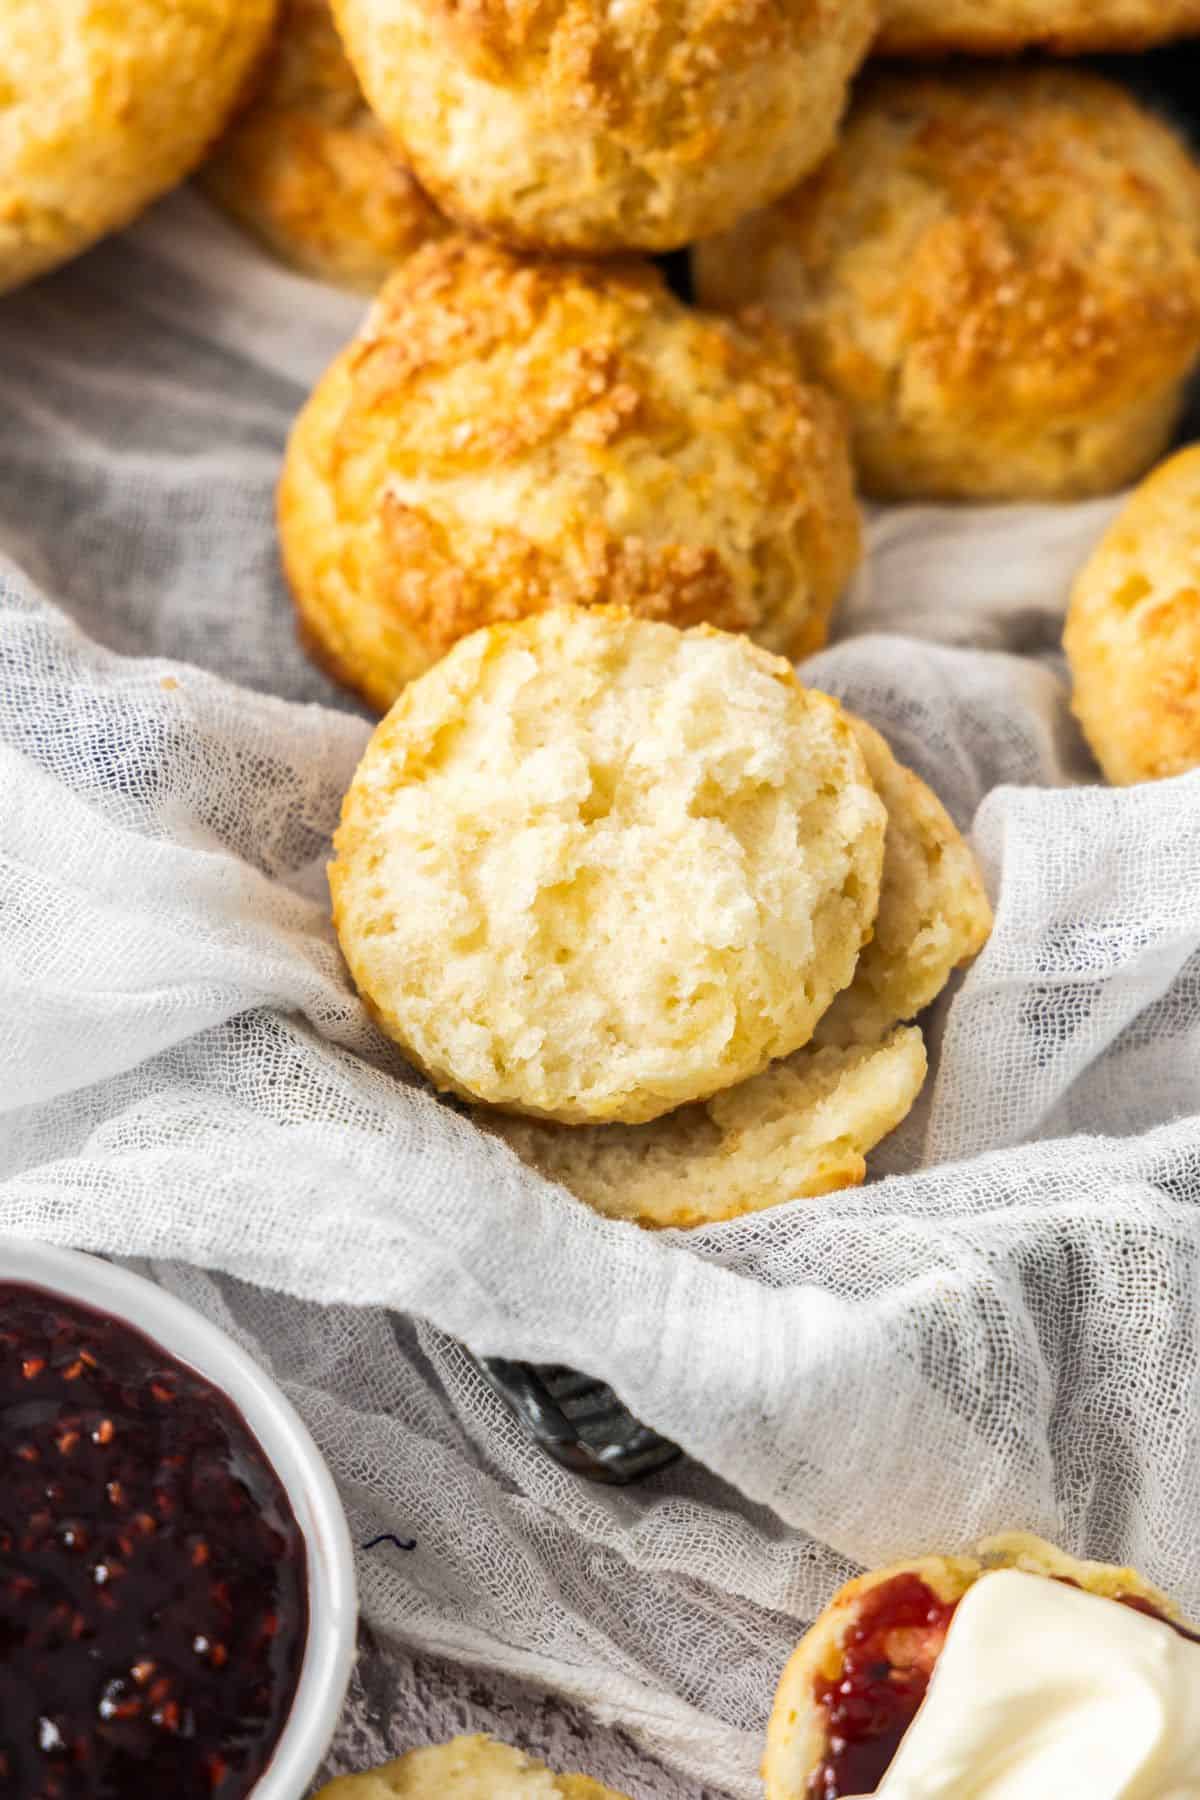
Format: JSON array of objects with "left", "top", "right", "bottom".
[{"left": 484, "top": 715, "right": 991, "bottom": 1226}]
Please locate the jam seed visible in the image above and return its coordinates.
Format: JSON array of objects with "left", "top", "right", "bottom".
[
  {"left": 191, "top": 1539, "right": 210, "bottom": 1567},
  {"left": 153, "top": 1699, "right": 181, "bottom": 1732},
  {"left": 206, "top": 1752, "right": 229, "bottom": 1790},
  {"left": 92, "top": 1418, "right": 115, "bottom": 1446},
  {"left": 134, "top": 1512, "right": 157, "bottom": 1536},
  {"left": 150, "top": 1381, "right": 175, "bottom": 1403},
  {"left": 16, "top": 1442, "right": 39, "bottom": 1463},
  {"left": 55, "top": 1429, "right": 80, "bottom": 1456},
  {"left": 62, "top": 1359, "right": 86, "bottom": 1381},
  {"left": 131, "top": 1660, "right": 156, "bottom": 1686},
  {"left": 22, "top": 1356, "right": 45, "bottom": 1379},
  {"left": 210, "top": 1642, "right": 229, "bottom": 1669}
]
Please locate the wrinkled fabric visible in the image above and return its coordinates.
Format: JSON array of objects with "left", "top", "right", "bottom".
[{"left": 2, "top": 190, "right": 1199, "bottom": 1800}]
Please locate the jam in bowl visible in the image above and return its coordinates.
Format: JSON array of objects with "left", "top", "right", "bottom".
[{"left": 0, "top": 1245, "right": 356, "bottom": 1800}]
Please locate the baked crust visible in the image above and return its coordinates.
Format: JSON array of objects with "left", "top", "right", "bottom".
[
  {"left": 330, "top": 0, "right": 876, "bottom": 252},
  {"left": 694, "top": 68, "right": 1200, "bottom": 504},
  {"left": 0, "top": 0, "right": 277, "bottom": 294},
  {"left": 281, "top": 236, "right": 860, "bottom": 710},
  {"left": 1065, "top": 446, "right": 1200, "bottom": 787},
  {"left": 200, "top": 0, "right": 447, "bottom": 290},
  {"left": 764, "top": 1533, "right": 1179, "bottom": 1798},
  {"left": 879, "top": 0, "right": 1200, "bottom": 54}
]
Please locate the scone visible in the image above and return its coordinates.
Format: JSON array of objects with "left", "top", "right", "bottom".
[
  {"left": 0, "top": 0, "right": 277, "bottom": 295},
  {"left": 330, "top": 609, "right": 886, "bottom": 1126},
  {"left": 280, "top": 237, "right": 861, "bottom": 710},
  {"left": 764, "top": 1534, "right": 1185, "bottom": 1798},
  {"left": 1065, "top": 446, "right": 1200, "bottom": 787},
  {"left": 314, "top": 1734, "right": 629, "bottom": 1797},
  {"left": 201, "top": 0, "right": 447, "bottom": 291},
  {"left": 879, "top": 0, "right": 1200, "bottom": 54},
  {"left": 330, "top": 0, "right": 877, "bottom": 254},
  {"left": 815, "top": 718, "right": 991, "bottom": 1050},
  {"left": 486, "top": 1028, "right": 927, "bottom": 1229},
  {"left": 484, "top": 714, "right": 990, "bottom": 1226},
  {"left": 693, "top": 69, "right": 1200, "bottom": 504}
]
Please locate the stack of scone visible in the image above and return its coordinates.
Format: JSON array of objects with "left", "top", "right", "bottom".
[{"left": 329, "top": 607, "right": 991, "bottom": 1225}]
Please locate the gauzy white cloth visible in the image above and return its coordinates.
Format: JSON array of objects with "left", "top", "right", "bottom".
[{"left": 2, "top": 189, "right": 1200, "bottom": 1800}]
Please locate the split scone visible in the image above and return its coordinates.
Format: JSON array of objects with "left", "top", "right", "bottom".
[
  {"left": 330, "top": 610, "right": 887, "bottom": 1127},
  {"left": 280, "top": 237, "right": 861, "bottom": 709},
  {"left": 330, "top": 0, "right": 877, "bottom": 254},
  {"left": 201, "top": 0, "right": 447, "bottom": 291},
  {"left": 315, "top": 1734, "right": 628, "bottom": 1797},
  {"left": 693, "top": 69, "right": 1200, "bottom": 504},
  {"left": 764, "top": 1534, "right": 1189, "bottom": 1798},
  {"left": 485, "top": 715, "right": 990, "bottom": 1226},
  {"left": 1065, "top": 446, "right": 1200, "bottom": 788},
  {"left": 878, "top": 0, "right": 1200, "bottom": 54},
  {"left": 0, "top": 0, "right": 277, "bottom": 294}
]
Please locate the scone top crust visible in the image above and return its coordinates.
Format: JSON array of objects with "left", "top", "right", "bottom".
[
  {"left": 0, "top": 0, "right": 278, "bottom": 295},
  {"left": 694, "top": 68, "right": 1200, "bottom": 502},
  {"left": 331, "top": 0, "right": 877, "bottom": 252},
  {"left": 314, "top": 1733, "right": 629, "bottom": 1797},
  {"left": 764, "top": 1533, "right": 1179, "bottom": 1799},
  {"left": 201, "top": 0, "right": 447, "bottom": 290},
  {"left": 330, "top": 608, "right": 886, "bottom": 1125},
  {"left": 879, "top": 0, "right": 1200, "bottom": 55},
  {"left": 1065, "top": 445, "right": 1200, "bottom": 787},
  {"left": 280, "top": 236, "right": 860, "bottom": 710}
]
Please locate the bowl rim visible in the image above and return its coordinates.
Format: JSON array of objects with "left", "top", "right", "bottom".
[{"left": 0, "top": 1237, "right": 358, "bottom": 1800}]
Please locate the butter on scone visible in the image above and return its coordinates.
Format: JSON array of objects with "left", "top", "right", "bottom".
[
  {"left": 1065, "top": 446, "right": 1200, "bottom": 787},
  {"left": 330, "top": 609, "right": 886, "bottom": 1127},
  {"left": 484, "top": 714, "right": 990, "bottom": 1226},
  {"left": 879, "top": 0, "right": 1200, "bottom": 54},
  {"left": 764, "top": 1535, "right": 1185, "bottom": 1799},
  {"left": 315, "top": 1734, "right": 629, "bottom": 1797},
  {"left": 330, "top": 0, "right": 876, "bottom": 254},
  {"left": 694, "top": 68, "right": 1200, "bottom": 504},
  {"left": 0, "top": 0, "right": 277, "bottom": 295},
  {"left": 201, "top": 0, "right": 447, "bottom": 291},
  {"left": 280, "top": 236, "right": 861, "bottom": 709}
]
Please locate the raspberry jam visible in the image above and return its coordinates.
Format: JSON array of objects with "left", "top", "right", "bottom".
[
  {"left": 807, "top": 1571, "right": 1197, "bottom": 1796},
  {"left": 0, "top": 1282, "right": 309, "bottom": 1798}
]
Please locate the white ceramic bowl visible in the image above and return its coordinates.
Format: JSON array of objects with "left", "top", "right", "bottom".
[{"left": 0, "top": 1238, "right": 357, "bottom": 1799}]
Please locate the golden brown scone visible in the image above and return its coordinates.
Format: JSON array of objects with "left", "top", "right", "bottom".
[
  {"left": 330, "top": 0, "right": 877, "bottom": 254},
  {"left": 200, "top": 0, "right": 447, "bottom": 291},
  {"left": 485, "top": 716, "right": 990, "bottom": 1224},
  {"left": 330, "top": 609, "right": 886, "bottom": 1126},
  {"left": 314, "top": 1734, "right": 629, "bottom": 1798},
  {"left": 764, "top": 1534, "right": 1182, "bottom": 1798},
  {"left": 280, "top": 237, "right": 861, "bottom": 710},
  {"left": 694, "top": 69, "right": 1200, "bottom": 504},
  {"left": 485, "top": 1027, "right": 927, "bottom": 1228},
  {"left": 815, "top": 717, "right": 992, "bottom": 1049},
  {"left": 1065, "top": 446, "right": 1200, "bottom": 787},
  {"left": 0, "top": 0, "right": 277, "bottom": 295},
  {"left": 880, "top": 0, "right": 1200, "bottom": 54}
]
